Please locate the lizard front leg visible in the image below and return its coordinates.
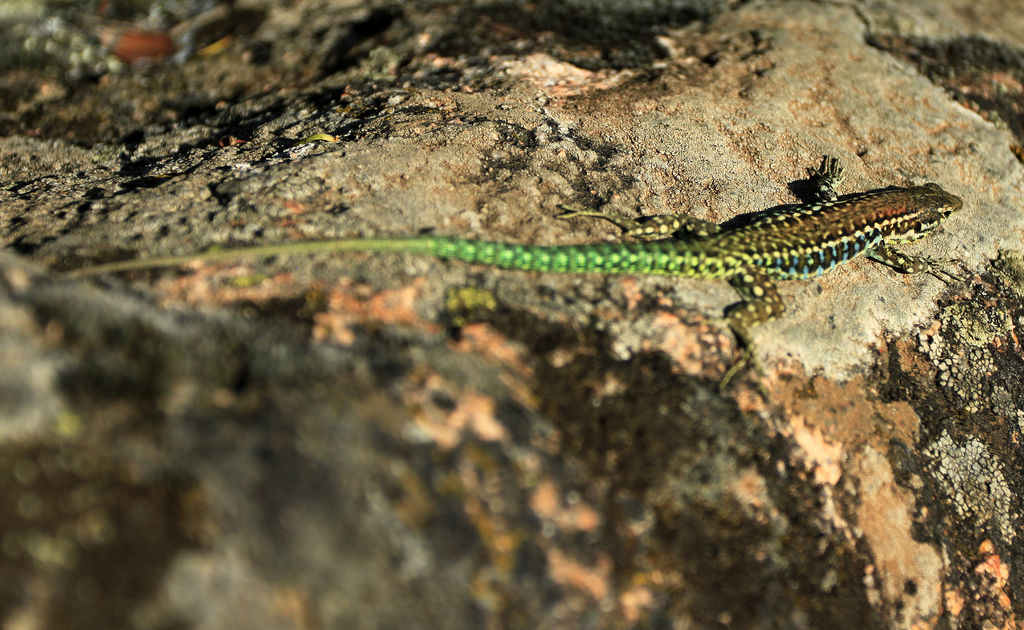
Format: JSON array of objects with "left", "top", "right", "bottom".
[
  {"left": 867, "top": 243, "right": 963, "bottom": 284},
  {"left": 807, "top": 155, "right": 846, "bottom": 202}
]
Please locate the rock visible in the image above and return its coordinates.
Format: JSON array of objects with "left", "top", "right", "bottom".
[{"left": 2, "top": 1, "right": 1023, "bottom": 627}]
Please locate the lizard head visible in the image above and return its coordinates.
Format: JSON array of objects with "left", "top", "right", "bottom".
[{"left": 895, "top": 183, "right": 963, "bottom": 241}]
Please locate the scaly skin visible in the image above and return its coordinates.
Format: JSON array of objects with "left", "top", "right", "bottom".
[{"left": 66, "top": 157, "right": 964, "bottom": 390}]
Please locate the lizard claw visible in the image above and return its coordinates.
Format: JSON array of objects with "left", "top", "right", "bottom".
[
  {"left": 719, "top": 349, "right": 749, "bottom": 392},
  {"left": 556, "top": 204, "right": 596, "bottom": 220},
  {"left": 923, "top": 257, "right": 971, "bottom": 286},
  {"left": 719, "top": 347, "right": 771, "bottom": 400}
]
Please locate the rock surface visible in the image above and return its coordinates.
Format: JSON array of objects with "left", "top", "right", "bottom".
[{"left": 2, "top": 0, "right": 1024, "bottom": 628}]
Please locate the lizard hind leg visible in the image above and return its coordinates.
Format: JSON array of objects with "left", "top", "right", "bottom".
[
  {"left": 719, "top": 269, "right": 785, "bottom": 393},
  {"left": 556, "top": 205, "right": 644, "bottom": 234},
  {"left": 557, "top": 204, "right": 720, "bottom": 239}
]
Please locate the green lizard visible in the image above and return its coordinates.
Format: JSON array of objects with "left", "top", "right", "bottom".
[{"left": 65, "top": 156, "right": 964, "bottom": 389}]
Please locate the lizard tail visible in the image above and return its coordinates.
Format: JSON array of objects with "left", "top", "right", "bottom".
[
  {"left": 66, "top": 236, "right": 700, "bottom": 277},
  {"left": 64, "top": 237, "right": 442, "bottom": 277},
  {"left": 425, "top": 237, "right": 693, "bottom": 274}
]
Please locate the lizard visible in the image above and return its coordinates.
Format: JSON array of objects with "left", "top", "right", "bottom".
[{"left": 64, "top": 156, "right": 964, "bottom": 389}]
